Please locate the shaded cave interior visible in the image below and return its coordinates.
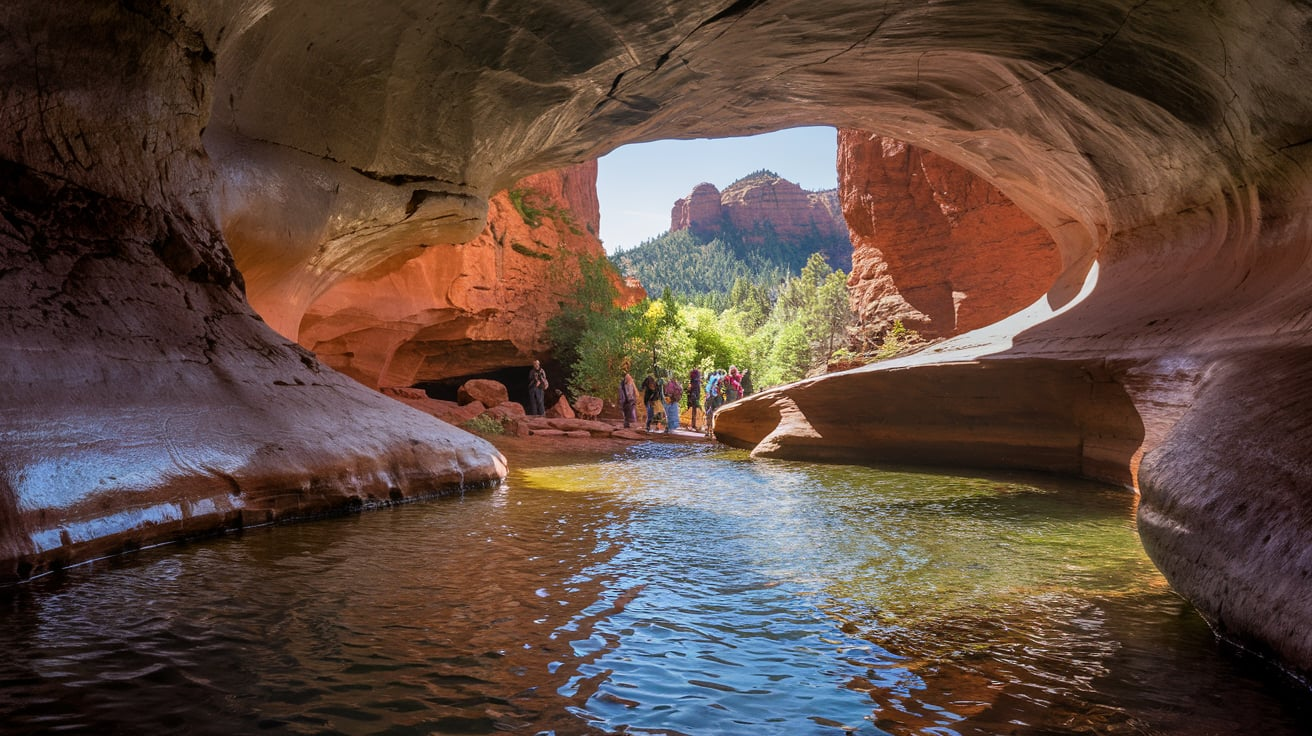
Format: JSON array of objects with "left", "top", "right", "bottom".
[{"left": 413, "top": 360, "right": 568, "bottom": 408}]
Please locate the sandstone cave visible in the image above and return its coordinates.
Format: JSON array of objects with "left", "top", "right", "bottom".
[{"left": 2, "top": 0, "right": 1311, "bottom": 698}]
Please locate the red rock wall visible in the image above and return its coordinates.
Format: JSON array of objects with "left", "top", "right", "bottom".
[
  {"left": 840, "top": 131, "right": 1062, "bottom": 339},
  {"left": 721, "top": 176, "right": 847, "bottom": 243},
  {"left": 297, "top": 161, "right": 643, "bottom": 389},
  {"left": 671, "top": 182, "right": 725, "bottom": 236},
  {"left": 0, "top": 1, "right": 506, "bottom": 582},
  {"left": 669, "top": 175, "right": 849, "bottom": 260}
]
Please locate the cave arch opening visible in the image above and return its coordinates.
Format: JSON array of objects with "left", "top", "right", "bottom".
[{"left": 288, "top": 124, "right": 1067, "bottom": 402}]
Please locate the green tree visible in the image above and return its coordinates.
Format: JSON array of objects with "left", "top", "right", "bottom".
[
  {"left": 748, "top": 252, "right": 854, "bottom": 387},
  {"left": 568, "top": 307, "right": 644, "bottom": 399},
  {"left": 681, "top": 305, "right": 749, "bottom": 373},
  {"left": 768, "top": 320, "right": 812, "bottom": 385},
  {"left": 547, "top": 254, "right": 622, "bottom": 391},
  {"left": 808, "top": 268, "right": 853, "bottom": 362},
  {"left": 729, "top": 276, "right": 771, "bottom": 332}
]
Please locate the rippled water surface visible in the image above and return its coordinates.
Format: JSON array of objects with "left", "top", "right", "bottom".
[{"left": 2, "top": 443, "right": 1309, "bottom": 735}]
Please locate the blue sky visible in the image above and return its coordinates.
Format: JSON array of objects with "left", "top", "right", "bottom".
[{"left": 596, "top": 126, "right": 838, "bottom": 254}]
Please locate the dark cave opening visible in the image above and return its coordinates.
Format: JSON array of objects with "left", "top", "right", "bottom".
[{"left": 413, "top": 360, "right": 569, "bottom": 409}]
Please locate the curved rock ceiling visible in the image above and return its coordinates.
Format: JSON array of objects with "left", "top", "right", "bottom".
[{"left": 2, "top": 0, "right": 1311, "bottom": 678}]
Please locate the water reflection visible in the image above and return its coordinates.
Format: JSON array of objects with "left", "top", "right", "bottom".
[{"left": 0, "top": 443, "right": 1308, "bottom": 734}]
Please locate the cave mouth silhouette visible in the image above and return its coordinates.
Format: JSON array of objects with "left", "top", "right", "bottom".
[{"left": 413, "top": 359, "right": 567, "bottom": 408}]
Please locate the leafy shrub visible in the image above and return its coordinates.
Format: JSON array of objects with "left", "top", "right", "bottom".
[
  {"left": 874, "top": 320, "right": 923, "bottom": 360},
  {"left": 461, "top": 414, "right": 505, "bottom": 435},
  {"left": 508, "top": 187, "right": 543, "bottom": 227},
  {"left": 512, "top": 242, "right": 554, "bottom": 260}
]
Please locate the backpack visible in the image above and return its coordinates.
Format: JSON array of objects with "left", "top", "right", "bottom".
[{"left": 665, "top": 380, "right": 683, "bottom": 403}]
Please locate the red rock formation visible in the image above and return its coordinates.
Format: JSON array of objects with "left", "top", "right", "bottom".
[
  {"left": 720, "top": 175, "right": 847, "bottom": 243},
  {"left": 671, "top": 183, "right": 725, "bottom": 236},
  {"left": 669, "top": 174, "right": 850, "bottom": 265},
  {"left": 4, "top": 0, "right": 1312, "bottom": 682},
  {"left": 0, "top": 1, "right": 507, "bottom": 583},
  {"left": 296, "top": 162, "right": 644, "bottom": 388},
  {"left": 841, "top": 131, "right": 1062, "bottom": 339},
  {"left": 457, "top": 379, "right": 510, "bottom": 407}
]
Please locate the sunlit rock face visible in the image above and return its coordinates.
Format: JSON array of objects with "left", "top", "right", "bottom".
[
  {"left": 296, "top": 162, "right": 643, "bottom": 389},
  {"left": 671, "top": 183, "right": 726, "bottom": 238},
  {"left": 3, "top": 0, "right": 1312, "bottom": 680},
  {"left": 671, "top": 174, "right": 849, "bottom": 266},
  {"left": 840, "top": 131, "right": 1062, "bottom": 339}
]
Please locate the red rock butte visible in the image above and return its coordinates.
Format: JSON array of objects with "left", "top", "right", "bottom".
[
  {"left": 2, "top": 0, "right": 1311, "bottom": 681},
  {"left": 671, "top": 174, "right": 848, "bottom": 255}
]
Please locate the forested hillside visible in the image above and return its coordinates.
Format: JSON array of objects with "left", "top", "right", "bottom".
[
  {"left": 611, "top": 220, "right": 850, "bottom": 304},
  {"left": 610, "top": 170, "right": 851, "bottom": 303}
]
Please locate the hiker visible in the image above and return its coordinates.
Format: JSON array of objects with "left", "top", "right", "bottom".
[
  {"left": 663, "top": 373, "right": 683, "bottom": 433},
  {"left": 619, "top": 372, "right": 639, "bottom": 428},
  {"left": 687, "top": 368, "right": 703, "bottom": 431},
  {"left": 704, "top": 369, "right": 722, "bottom": 432},
  {"left": 642, "top": 372, "right": 663, "bottom": 431},
  {"left": 724, "top": 366, "right": 743, "bottom": 402},
  {"left": 527, "top": 359, "right": 548, "bottom": 415},
  {"left": 740, "top": 368, "right": 753, "bottom": 397}
]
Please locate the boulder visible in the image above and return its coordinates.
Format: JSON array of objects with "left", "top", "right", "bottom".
[
  {"left": 457, "top": 379, "right": 508, "bottom": 407},
  {"left": 427, "top": 400, "right": 486, "bottom": 425},
  {"left": 544, "top": 395, "right": 575, "bottom": 419},
  {"left": 573, "top": 395, "right": 603, "bottom": 420},
  {"left": 492, "top": 401, "right": 526, "bottom": 418}
]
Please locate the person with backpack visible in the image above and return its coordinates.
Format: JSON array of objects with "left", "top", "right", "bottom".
[
  {"left": 642, "top": 372, "right": 663, "bottom": 431},
  {"left": 687, "top": 368, "right": 703, "bottom": 431},
  {"left": 704, "top": 369, "right": 722, "bottom": 433},
  {"left": 527, "top": 360, "right": 548, "bottom": 415},
  {"left": 619, "top": 371, "right": 639, "bottom": 428},
  {"left": 663, "top": 373, "right": 683, "bottom": 433},
  {"left": 724, "top": 366, "right": 743, "bottom": 402}
]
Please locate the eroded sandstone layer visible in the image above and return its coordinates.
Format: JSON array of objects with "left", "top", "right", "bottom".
[
  {"left": 840, "top": 131, "right": 1062, "bottom": 339},
  {"left": 3, "top": 0, "right": 1312, "bottom": 680},
  {"left": 0, "top": 1, "right": 506, "bottom": 581},
  {"left": 296, "top": 162, "right": 643, "bottom": 389}
]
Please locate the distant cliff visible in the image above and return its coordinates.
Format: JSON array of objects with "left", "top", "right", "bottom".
[
  {"left": 671, "top": 171, "right": 849, "bottom": 269},
  {"left": 616, "top": 172, "right": 851, "bottom": 298}
]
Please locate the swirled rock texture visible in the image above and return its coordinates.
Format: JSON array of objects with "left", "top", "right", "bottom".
[
  {"left": 3, "top": 0, "right": 1312, "bottom": 681},
  {"left": 296, "top": 162, "right": 643, "bottom": 389},
  {"left": 840, "top": 131, "right": 1062, "bottom": 339},
  {"left": 0, "top": 1, "right": 508, "bottom": 581}
]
